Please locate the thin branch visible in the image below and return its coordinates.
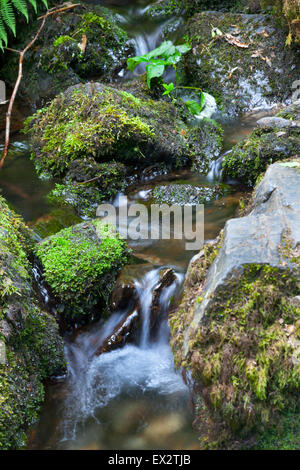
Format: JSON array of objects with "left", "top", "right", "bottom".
[{"left": 0, "top": 3, "right": 79, "bottom": 170}]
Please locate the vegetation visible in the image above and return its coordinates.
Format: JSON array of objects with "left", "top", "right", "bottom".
[
  {"left": 127, "top": 40, "right": 207, "bottom": 116},
  {"left": 0, "top": 0, "right": 48, "bottom": 50},
  {"left": 170, "top": 238, "right": 300, "bottom": 449},
  {"left": 0, "top": 195, "right": 65, "bottom": 449},
  {"left": 35, "top": 221, "right": 130, "bottom": 320}
]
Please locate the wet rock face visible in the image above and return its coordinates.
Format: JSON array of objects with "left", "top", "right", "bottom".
[
  {"left": 25, "top": 81, "right": 223, "bottom": 177},
  {"left": 151, "top": 183, "right": 230, "bottom": 205},
  {"left": 0, "top": 196, "right": 65, "bottom": 450},
  {"left": 170, "top": 161, "right": 300, "bottom": 448},
  {"left": 35, "top": 220, "right": 130, "bottom": 323},
  {"left": 1, "top": 5, "right": 132, "bottom": 108},
  {"left": 182, "top": 11, "right": 300, "bottom": 116},
  {"left": 224, "top": 101, "right": 300, "bottom": 186}
]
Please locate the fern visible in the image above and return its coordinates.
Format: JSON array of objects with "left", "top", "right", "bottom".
[{"left": 0, "top": 0, "right": 48, "bottom": 51}]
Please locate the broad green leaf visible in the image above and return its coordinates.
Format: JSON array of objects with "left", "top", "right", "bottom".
[
  {"left": 127, "top": 55, "right": 149, "bottom": 72},
  {"left": 146, "top": 63, "right": 165, "bottom": 87},
  {"left": 185, "top": 99, "right": 204, "bottom": 116}
]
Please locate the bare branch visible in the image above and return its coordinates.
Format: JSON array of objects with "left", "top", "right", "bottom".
[{"left": 0, "top": 3, "right": 80, "bottom": 170}]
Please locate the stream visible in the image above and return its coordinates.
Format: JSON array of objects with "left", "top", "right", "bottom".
[{"left": 0, "top": 0, "right": 278, "bottom": 451}]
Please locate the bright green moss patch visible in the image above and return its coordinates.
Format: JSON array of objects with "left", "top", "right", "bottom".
[{"left": 35, "top": 221, "right": 130, "bottom": 320}]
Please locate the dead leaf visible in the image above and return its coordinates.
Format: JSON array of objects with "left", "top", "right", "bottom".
[
  {"left": 78, "top": 34, "right": 87, "bottom": 54},
  {"left": 224, "top": 33, "right": 249, "bottom": 48}
]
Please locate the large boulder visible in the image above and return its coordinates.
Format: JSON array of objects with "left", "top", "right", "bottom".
[
  {"left": 171, "top": 161, "right": 300, "bottom": 448},
  {"left": 1, "top": 5, "right": 133, "bottom": 108},
  {"left": 223, "top": 101, "right": 300, "bottom": 185},
  {"left": 25, "top": 82, "right": 222, "bottom": 177},
  {"left": 35, "top": 220, "right": 130, "bottom": 322},
  {"left": 181, "top": 11, "right": 300, "bottom": 116},
  {"left": 0, "top": 196, "right": 65, "bottom": 450}
]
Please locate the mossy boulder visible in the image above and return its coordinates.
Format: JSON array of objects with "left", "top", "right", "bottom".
[
  {"left": 223, "top": 104, "right": 300, "bottom": 186},
  {"left": 47, "top": 159, "right": 127, "bottom": 218},
  {"left": 24, "top": 81, "right": 223, "bottom": 189},
  {"left": 35, "top": 220, "right": 130, "bottom": 322},
  {"left": 170, "top": 161, "right": 300, "bottom": 448},
  {"left": 181, "top": 11, "right": 300, "bottom": 116},
  {"left": 0, "top": 196, "right": 65, "bottom": 449},
  {"left": 151, "top": 183, "right": 230, "bottom": 205},
  {"left": 1, "top": 5, "right": 132, "bottom": 108}
]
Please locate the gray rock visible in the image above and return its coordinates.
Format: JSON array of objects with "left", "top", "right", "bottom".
[
  {"left": 183, "top": 11, "right": 300, "bottom": 116},
  {"left": 183, "top": 161, "right": 300, "bottom": 354},
  {"left": 256, "top": 116, "right": 299, "bottom": 129}
]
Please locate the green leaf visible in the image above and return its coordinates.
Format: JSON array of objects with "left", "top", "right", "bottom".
[
  {"left": 162, "top": 82, "right": 174, "bottom": 95},
  {"left": 185, "top": 99, "right": 204, "bottom": 116},
  {"left": 12, "top": 0, "right": 29, "bottom": 21},
  {"left": 175, "top": 43, "right": 191, "bottom": 54},
  {"left": 127, "top": 55, "right": 149, "bottom": 72},
  {"left": 1, "top": 0, "right": 16, "bottom": 36},
  {"left": 145, "top": 63, "right": 165, "bottom": 87}
]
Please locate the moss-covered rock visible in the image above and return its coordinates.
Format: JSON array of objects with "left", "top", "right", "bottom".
[
  {"left": 1, "top": 5, "right": 132, "bottom": 108},
  {"left": 181, "top": 11, "right": 299, "bottom": 116},
  {"left": 24, "top": 82, "right": 223, "bottom": 192},
  {"left": 170, "top": 162, "right": 300, "bottom": 448},
  {"left": 151, "top": 182, "right": 230, "bottom": 205},
  {"left": 35, "top": 220, "right": 130, "bottom": 322},
  {"left": 223, "top": 110, "right": 300, "bottom": 186},
  {"left": 47, "top": 160, "right": 127, "bottom": 218},
  {"left": 0, "top": 196, "right": 65, "bottom": 449}
]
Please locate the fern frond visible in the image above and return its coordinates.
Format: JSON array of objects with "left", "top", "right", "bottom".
[
  {"left": 11, "top": 0, "right": 29, "bottom": 21},
  {"left": 28, "top": 0, "right": 37, "bottom": 13},
  {"left": 0, "top": 0, "right": 48, "bottom": 50},
  {"left": 1, "top": 0, "right": 16, "bottom": 36}
]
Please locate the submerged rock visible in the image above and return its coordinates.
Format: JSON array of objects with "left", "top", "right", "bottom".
[
  {"left": 1, "top": 5, "right": 132, "bottom": 108},
  {"left": 25, "top": 82, "right": 223, "bottom": 178},
  {"left": 182, "top": 11, "right": 300, "bottom": 116},
  {"left": 223, "top": 101, "right": 300, "bottom": 185},
  {"left": 151, "top": 183, "right": 230, "bottom": 205},
  {"left": 170, "top": 161, "right": 300, "bottom": 448},
  {"left": 35, "top": 220, "right": 130, "bottom": 322},
  {"left": 0, "top": 196, "right": 65, "bottom": 450}
]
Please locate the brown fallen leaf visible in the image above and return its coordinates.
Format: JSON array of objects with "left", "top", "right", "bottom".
[
  {"left": 78, "top": 34, "right": 87, "bottom": 54},
  {"left": 224, "top": 33, "right": 249, "bottom": 48}
]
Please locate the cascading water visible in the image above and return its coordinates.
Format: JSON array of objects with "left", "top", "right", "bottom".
[{"left": 29, "top": 267, "right": 197, "bottom": 450}]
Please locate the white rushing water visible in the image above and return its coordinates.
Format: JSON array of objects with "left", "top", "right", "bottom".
[{"left": 59, "top": 267, "right": 189, "bottom": 445}]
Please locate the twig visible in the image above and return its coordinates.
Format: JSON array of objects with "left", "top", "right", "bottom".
[{"left": 0, "top": 3, "right": 79, "bottom": 170}]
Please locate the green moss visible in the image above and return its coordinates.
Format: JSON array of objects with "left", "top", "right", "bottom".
[
  {"left": 171, "top": 233, "right": 300, "bottom": 448},
  {"left": 0, "top": 5, "right": 132, "bottom": 106},
  {"left": 0, "top": 196, "right": 65, "bottom": 449},
  {"left": 255, "top": 409, "right": 300, "bottom": 449},
  {"left": 35, "top": 221, "right": 130, "bottom": 320},
  {"left": 25, "top": 82, "right": 208, "bottom": 177},
  {"left": 223, "top": 127, "right": 300, "bottom": 186}
]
